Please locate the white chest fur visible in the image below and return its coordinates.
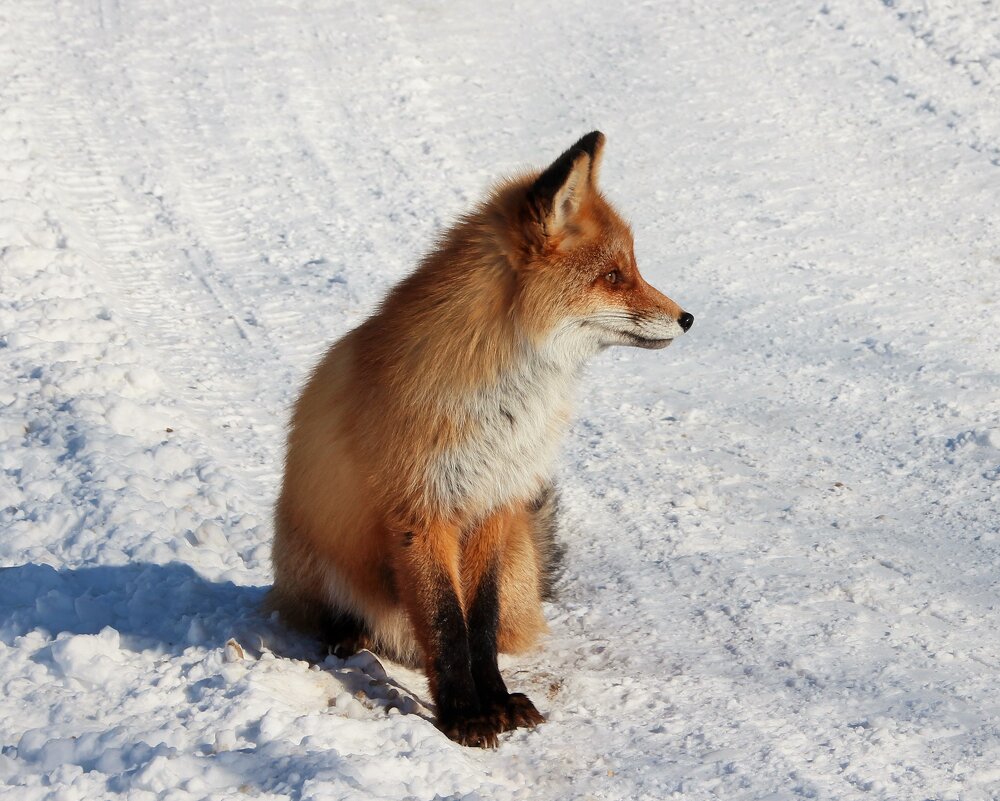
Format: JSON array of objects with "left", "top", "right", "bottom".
[{"left": 426, "top": 336, "right": 586, "bottom": 517}]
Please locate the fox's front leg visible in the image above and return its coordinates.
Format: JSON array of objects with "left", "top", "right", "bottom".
[
  {"left": 392, "top": 518, "right": 500, "bottom": 747},
  {"left": 463, "top": 510, "right": 545, "bottom": 733}
]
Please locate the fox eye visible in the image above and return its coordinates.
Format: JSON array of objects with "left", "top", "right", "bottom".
[{"left": 604, "top": 269, "right": 622, "bottom": 285}]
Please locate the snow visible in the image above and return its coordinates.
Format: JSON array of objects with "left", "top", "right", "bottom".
[{"left": 1, "top": 0, "right": 999, "bottom": 798}]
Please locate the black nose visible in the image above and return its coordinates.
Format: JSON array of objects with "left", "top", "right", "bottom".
[{"left": 678, "top": 311, "right": 694, "bottom": 332}]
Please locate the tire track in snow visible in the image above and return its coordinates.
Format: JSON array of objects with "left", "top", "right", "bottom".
[
  {"left": 22, "top": 1, "right": 301, "bottom": 505},
  {"left": 2, "top": 5, "right": 242, "bottom": 569},
  {"left": 0, "top": 0, "right": 307, "bottom": 573}
]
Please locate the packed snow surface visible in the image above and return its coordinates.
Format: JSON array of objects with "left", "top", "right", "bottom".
[{"left": 2, "top": 1, "right": 999, "bottom": 799}]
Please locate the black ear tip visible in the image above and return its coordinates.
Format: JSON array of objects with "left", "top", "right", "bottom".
[
  {"left": 574, "top": 131, "right": 605, "bottom": 158},
  {"left": 529, "top": 131, "right": 606, "bottom": 211}
]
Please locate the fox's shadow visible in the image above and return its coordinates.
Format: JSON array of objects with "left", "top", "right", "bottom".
[
  {"left": 0, "top": 561, "right": 271, "bottom": 654},
  {"left": 0, "top": 560, "right": 431, "bottom": 716}
]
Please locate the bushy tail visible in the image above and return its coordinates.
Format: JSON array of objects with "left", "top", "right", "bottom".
[{"left": 530, "top": 484, "right": 566, "bottom": 602}]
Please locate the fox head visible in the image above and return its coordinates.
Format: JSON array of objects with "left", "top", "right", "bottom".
[{"left": 501, "top": 132, "right": 693, "bottom": 358}]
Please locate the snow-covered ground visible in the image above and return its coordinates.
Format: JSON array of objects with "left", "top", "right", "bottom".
[{"left": 2, "top": 0, "right": 999, "bottom": 798}]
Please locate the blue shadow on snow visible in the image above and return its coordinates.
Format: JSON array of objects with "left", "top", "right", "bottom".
[{"left": 0, "top": 561, "right": 270, "bottom": 654}]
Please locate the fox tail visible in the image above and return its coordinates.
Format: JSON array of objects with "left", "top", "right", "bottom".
[{"left": 531, "top": 484, "right": 566, "bottom": 602}]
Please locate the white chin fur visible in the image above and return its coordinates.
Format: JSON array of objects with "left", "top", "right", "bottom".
[{"left": 576, "top": 313, "right": 685, "bottom": 351}]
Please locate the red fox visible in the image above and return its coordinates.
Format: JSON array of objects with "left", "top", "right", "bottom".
[{"left": 268, "top": 132, "right": 693, "bottom": 747}]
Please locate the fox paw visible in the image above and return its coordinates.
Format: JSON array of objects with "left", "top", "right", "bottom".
[
  {"left": 439, "top": 695, "right": 544, "bottom": 748},
  {"left": 439, "top": 713, "right": 503, "bottom": 749},
  {"left": 330, "top": 634, "right": 369, "bottom": 659},
  {"left": 491, "top": 692, "right": 545, "bottom": 732}
]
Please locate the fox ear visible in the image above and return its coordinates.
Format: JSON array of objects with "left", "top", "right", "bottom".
[{"left": 529, "top": 131, "right": 606, "bottom": 236}]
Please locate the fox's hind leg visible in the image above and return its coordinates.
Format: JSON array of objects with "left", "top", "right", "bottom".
[
  {"left": 317, "top": 607, "right": 371, "bottom": 658},
  {"left": 265, "top": 574, "right": 372, "bottom": 659},
  {"left": 267, "top": 508, "right": 374, "bottom": 658}
]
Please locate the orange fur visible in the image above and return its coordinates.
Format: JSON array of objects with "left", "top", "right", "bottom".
[{"left": 267, "top": 131, "right": 692, "bottom": 746}]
